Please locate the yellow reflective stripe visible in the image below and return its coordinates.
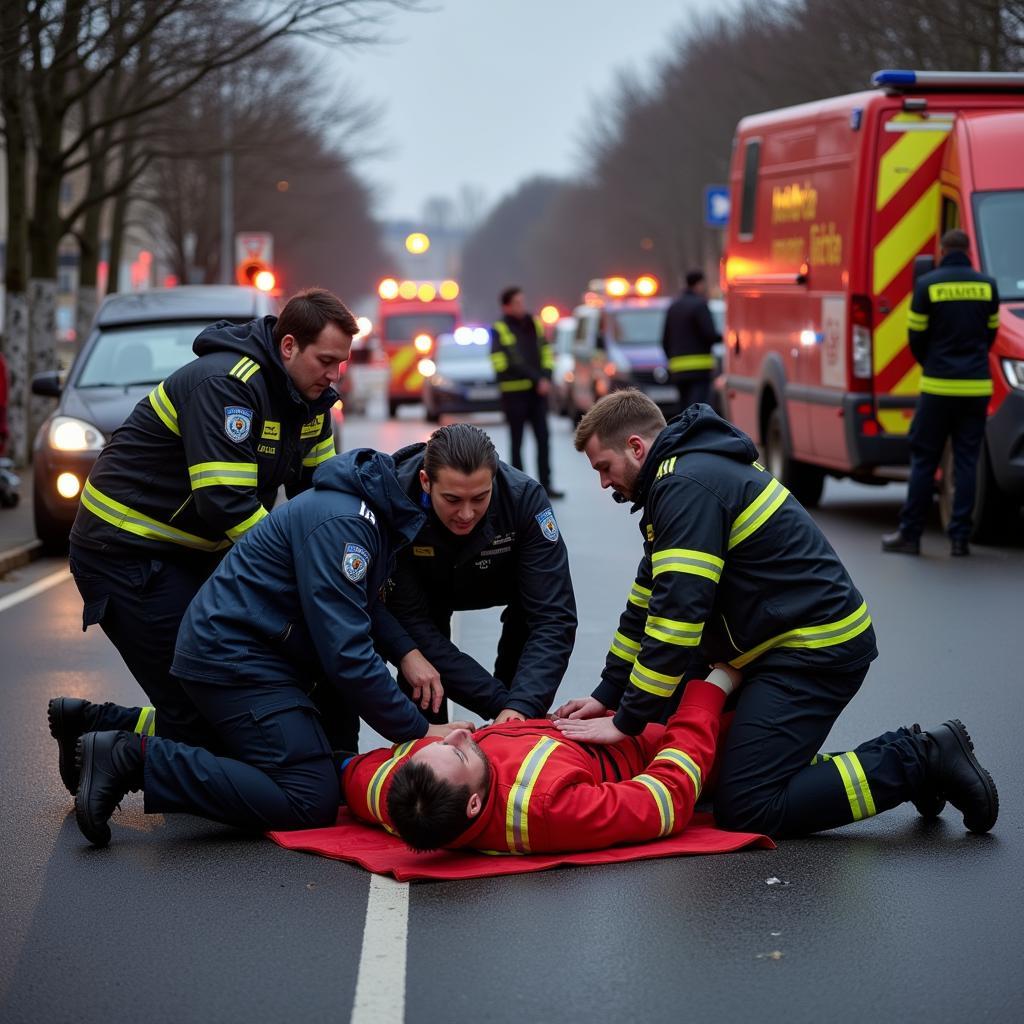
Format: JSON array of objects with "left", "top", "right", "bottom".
[
  {"left": 668, "top": 354, "right": 715, "bottom": 372},
  {"left": 729, "top": 478, "right": 790, "bottom": 550},
  {"left": 628, "top": 581, "right": 652, "bottom": 609},
  {"left": 906, "top": 310, "right": 929, "bottom": 330},
  {"left": 226, "top": 505, "right": 269, "bottom": 542},
  {"left": 541, "top": 347, "right": 555, "bottom": 369},
  {"left": 730, "top": 601, "right": 872, "bottom": 669},
  {"left": 655, "top": 457, "right": 677, "bottom": 480},
  {"left": 229, "top": 356, "right": 261, "bottom": 382},
  {"left": 188, "top": 461, "right": 259, "bottom": 490},
  {"left": 505, "top": 736, "right": 560, "bottom": 853},
  {"left": 133, "top": 707, "right": 157, "bottom": 737},
  {"left": 367, "top": 741, "right": 416, "bottom": 825},
  {"left": 492, "top": 322, "right": 516, "bottom": 347},
  {"left": 610, "top": 630, "right": 642, "bottom": 664},
  {"left": 499, "top": 379, "right": 533, "bottom": 392},
  {"left": 491, "top": 352, "right": 509, "bottom": 370},
  {"left": 832, "top": 752, "right": 877, "bottom": 821},
  {"left": 920, "top": 376, "right": 993, "bottom": 397},
  {"left": 927, "top": 282, "right": 993, "bottom": 303},
  {"left": 148, "top": 382, "right": 180, "bottom": 436},
  {"left": 987, "top": 313, "right": 1000, "bottom": 329},
  {"left": 302, "top": 436, "right": 336, "bottom": 468},
  {"left": 652, "top": 748, "right": 702, "bottom": 798},
  {"left": 629, "top": 659, "right": 683, "bottom": 698},
  {"left": 635, "top": 774, "right": 674, "bottom": 836},
  {"left": 644, "top": 615, "right": 703, "bottom": 647},
  {"left": 651, "top": 547, "right": 723, "bottom": 583},
  {"left": 81, "top": 481, "right": 229, "bottom": 552}
]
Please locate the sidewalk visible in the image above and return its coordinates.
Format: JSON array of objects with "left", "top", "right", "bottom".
[{"left": 0, "top": 464, "right": 42, "bottom": 575}]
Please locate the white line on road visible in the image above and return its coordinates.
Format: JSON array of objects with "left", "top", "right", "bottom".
[
  {"left": 0, "top": 568, "right": 71, "bottom": 614},
  {"left": 351, "top": 874, "right": 409, "bottom": 1024}
]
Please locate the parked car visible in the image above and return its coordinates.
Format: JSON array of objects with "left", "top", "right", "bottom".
[
  {"left": 550, "top": 316, "right": 577, "bottom": 416},
  {"left": 31, "top": 285, "right": 279, "bottom": 551},
  {"left": 421, "top": 327, "right": 500, "bottom": 422}
]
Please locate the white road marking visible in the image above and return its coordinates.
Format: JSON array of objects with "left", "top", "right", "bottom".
[
  {"left": 350, "top": 874, "right": 409, "bottom": 1024},
  {"left": 0, "top": 568, "right": 71, "bottom": 614}
]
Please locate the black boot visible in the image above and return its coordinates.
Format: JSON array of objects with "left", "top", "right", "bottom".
[
  {"left": 950, "top": 538, "right": 970, "bottom": 557},
  {"left": 920, "top": 720, "right": 998, "bottom": 834},
  {"left": 881, "top": 530, "right": 920, "bottom": 555},
  {"left": 74, "top": 731, "right": 144, "bottom": 848},
  {"left": 909, "top": 724, "right": 945, "bottom": 818},
  {"left": 48, "top": 697, "right": 96, "bottom": 796}
]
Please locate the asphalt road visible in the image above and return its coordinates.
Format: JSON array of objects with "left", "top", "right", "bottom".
[{"left": 1, "top": 409, "right": 1022, "bottom": 1024}]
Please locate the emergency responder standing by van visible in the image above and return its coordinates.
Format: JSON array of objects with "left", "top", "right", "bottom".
[
  {"left": 490, "top": 286, "right": 564, "bottom": 499},
  {"left": 556, "top": 390, "right": 998, "bottom": 839},
  {"left": 882, "top": 229, "right": 999, "bottom": 557},
  {"left": 378, "top": 423, "right": 577, "bottom": 725},
  {"left": 661, "top": 270, "right": 721, "bottom": 410},
  {"left": 47, "top": 289, "right": 357, "bottom": 796}
]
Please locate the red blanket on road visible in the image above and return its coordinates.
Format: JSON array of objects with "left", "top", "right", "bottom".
[{"left": 269, "top": 809, "right": 774, "bottom": 882}]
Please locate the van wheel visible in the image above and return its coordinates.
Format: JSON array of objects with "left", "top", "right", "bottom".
[
  {"left": 939, "top": 440, "right": 1020, "bottom": 543},
  {"left": 764, "top": 408, "right": 825, "bottom": 508}
]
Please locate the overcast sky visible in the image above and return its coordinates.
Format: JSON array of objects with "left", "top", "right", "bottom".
[{"left": 335, "top": 0, "right": 710, "bottom": 223}]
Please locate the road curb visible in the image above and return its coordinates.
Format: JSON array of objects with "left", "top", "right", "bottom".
[{"left": 0, "top": 540, "right": 43, "bottom": 577}]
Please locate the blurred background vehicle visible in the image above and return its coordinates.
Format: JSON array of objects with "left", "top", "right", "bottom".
[
  {"left": 550, "top": 315, "right": 577, "bottom": 416},
  {"left": 421, "top": 327, "right": 500, "bottom": 423},
  {"left": 30, "top": 285, "right": 279, "bottom": 551}
]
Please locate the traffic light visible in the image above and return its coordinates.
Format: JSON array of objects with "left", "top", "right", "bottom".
[{"left": 236, "top": 258, "right": 276, "bottom": 291}]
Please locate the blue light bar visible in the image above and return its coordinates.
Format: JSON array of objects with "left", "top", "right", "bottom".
[
  {"left": 873, "top": 70, "right": 916, "bottom": 87},
  {"left": 872, "top": 69, "right": 1024, "bottom": 90}
]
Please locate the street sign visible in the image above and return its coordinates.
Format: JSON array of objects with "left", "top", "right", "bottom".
[
  {"left": 235, "top": 231, "right": 273, "bottom": 266},
  {"left": 704, "top": 186, "right": 730, "bottom": 228}
]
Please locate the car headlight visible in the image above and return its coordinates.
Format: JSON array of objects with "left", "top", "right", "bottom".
[
  {"left": 48, "top": 416, "right": 105, "bottom": 451},
  {"left": 1002, "top": 359, "right": 1024, "bottom": 391}
]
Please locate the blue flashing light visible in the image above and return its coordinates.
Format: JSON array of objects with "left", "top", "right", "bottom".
[{"left": 872, "top": 70, "right": 917, "bottom": 87}]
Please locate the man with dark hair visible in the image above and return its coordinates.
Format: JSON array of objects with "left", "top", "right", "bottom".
[
  {"left": 49, "top": 288, "right": 358, "bottom": 796},
  {"left": 347, "top": 668, "right": 740, "bottom": 853},
  {"left": 661, "top": 269, "right": 721, "bottom": 410},
  {"left": 71, "top": 448, "right": 474, "bottom": 848},
  {"left": 373, "top": 422, "right": 577, "bottom": 728},
  {"left": 490, "top": 287, "right": 563, "bottom": 499},
  {"left": 883, "top": 228, "right": 999, "bottom": 557},
  {"left": 555, "top": 389, "right": 998, "bottom": 839}
]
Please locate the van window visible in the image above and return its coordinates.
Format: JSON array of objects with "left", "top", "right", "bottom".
[
  {"left": 942, "top": 196, "right": 961, "bottom": 233},
  {"left": 739, "top": 139, "right": 761, "bottom": 238}
]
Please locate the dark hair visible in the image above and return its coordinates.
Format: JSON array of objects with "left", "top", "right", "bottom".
[
  {"left": 273, "top": 287, "right": 358, "bottom": 350},
  {"left": 386, "top": 760, "right": 477, "bottom": 851},
  {"left": 941, "top": 229, "right": 970, "bottom": 253},
  {"left": 686, "top": 269, "right": 705, "bottom": 289},
  {"left": 500, "top": 286, "right": 522, "bottom": 308},
  {"left": 423, "top": 423, "right": 499, "bottom": 481},
  {"left": 574, "top": 388, "right": 666, "bottom": 452}
]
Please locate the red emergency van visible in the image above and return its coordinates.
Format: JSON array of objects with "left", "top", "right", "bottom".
[
  {"left": 376, "top": 278, "right": 462, "bottom": 416},
  {"left": 722, "top": 70, "right": 1024, "bottom": 538}
]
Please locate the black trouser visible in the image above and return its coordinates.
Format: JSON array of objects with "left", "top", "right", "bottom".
[
  {"left": 900, "top": 393, "right": 988, "bottom": 542},
  {"left": 69, "top": 542, "right": 220, "bottom": 747},
  {"left": 500, "top": 389, "right": 551, "bottom": 492},
  {"left": 713, "top": 663, "right": 928, "bottom": 837},
  {"left": 675, "top": 376, "right": 712, "bottom": 410},
  {"left": 142, "top": 679, "right": 339, "bottom": 832}
]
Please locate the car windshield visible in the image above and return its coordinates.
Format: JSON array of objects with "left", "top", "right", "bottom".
[
  {"left": 974, "top": 191, "right": 1024, "bottom": 301},
  {"left": 610, "top": 308, "right": 667, "bottom": 345},
  {"left": 383, "top": 313, "right": 457, "bottom": 342},
  {"left": 76, "top": 322, "right": 206, "bottom": 387},
  {"left": 436, "top": 340, "right": 491, "bottom": 367}
]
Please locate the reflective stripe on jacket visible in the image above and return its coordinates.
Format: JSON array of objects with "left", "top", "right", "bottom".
[{"left": 490, "top": 316, "right": 554, "bottom": 393}]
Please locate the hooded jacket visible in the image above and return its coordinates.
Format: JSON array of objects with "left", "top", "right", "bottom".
[
  {"left": 344, "top": 678, "right": 726, "bottom": 854},
  {"left": 71, "top": 316, "right": 338, "bottom": 561},
  {"left": 372, "top": 443, "right": 577, "bottom": 718},
  {"left": 172, "top": 449, "right": 430, "bottom": 743},
  {"left": 593, "top": 406, "right": 877, "bottom": 735},
  {"left": 907, "top": 251, "right": 999, "bottom": 397},
  {"left": 660, "top": 289, "right": 721, "bottom": 379}
]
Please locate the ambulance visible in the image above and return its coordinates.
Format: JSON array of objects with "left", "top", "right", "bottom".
[
  {"left": 376, "top": 278, "right": 462, "bottom": 416},
  {"left": 722, "top": 70, "right": 1024, "bottom": 538}
]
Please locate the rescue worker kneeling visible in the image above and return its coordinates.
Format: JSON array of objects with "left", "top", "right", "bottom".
[
  {"left": 72, "top": 448, "right": 470, "bottom": 848},
  {"left": 343, "top": 667, "right": 739, "bottom": 854}
]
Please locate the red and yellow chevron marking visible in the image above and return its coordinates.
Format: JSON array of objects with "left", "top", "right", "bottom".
[
  {"left": 388, "top": 344, "right": 425, "bottom": 396},
  {"left": 871, "top": 112, "right": 950, "bottom": 435}
]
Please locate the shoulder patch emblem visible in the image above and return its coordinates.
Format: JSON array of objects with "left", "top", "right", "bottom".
[
  {"left": 413, "top": 546, "right": 434, "bottom": 556},
  {"left": 359, "top": 501, "right": 377, "bottom": 525},
  {"left": 262, "top": 420, "right": 281, "bottom": 440},
  {"left": 343, "top": 542, "right": 370, "bottom": 583},
  {"left": 224, "top": 406, "right": 253, "bottom": 442},
  {"left": 535, "top": 507, "right": 559, "bottom": 543}
]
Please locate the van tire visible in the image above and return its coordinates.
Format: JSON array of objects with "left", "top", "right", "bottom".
[
  {"left": 764, "top": 408, "right": 825, "bottom": 508},
  {"left": 940, "top": 440, "right": 1019, "bottom": 543}
]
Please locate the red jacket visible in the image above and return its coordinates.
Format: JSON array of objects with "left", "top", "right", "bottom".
[{"left": 343, "top": 679, "right": 726, "bottom": 854}]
